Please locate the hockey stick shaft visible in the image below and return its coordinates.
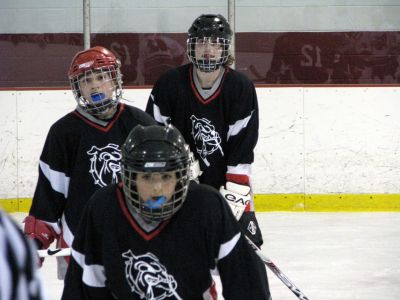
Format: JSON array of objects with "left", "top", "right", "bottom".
[
  {"left": 245, "top": 236, "right": 310, "bottom": 300},
  {"left": 37, "top": 247, "right": 71, "bottom": 258}
]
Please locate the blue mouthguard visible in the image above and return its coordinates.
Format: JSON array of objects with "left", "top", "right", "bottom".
[
  {"left": 90, "top": 93, "right": 106, "bottom": 102},
  {"left": 144, "top": 196, "right": 166, "bottom": 209}
]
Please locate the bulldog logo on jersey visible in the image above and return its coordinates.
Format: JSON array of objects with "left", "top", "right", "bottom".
[
  {"left": 122, "top": 250, "right": 182, "bottom": 299},
  {"left": 190, "top": 115, "right": 224, "bottom": 167},
  {"left": 87, "top": 143, "right": 121, "bottom": 187}
]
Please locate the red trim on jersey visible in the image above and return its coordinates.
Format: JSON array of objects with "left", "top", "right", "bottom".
[
  {"left": 72, "top": 103, "right": 125, "bottom": 132},
  {"left": 226, "top": 173, "right": 250, "bottom": 186},
  {"left": 116, "top": 183, "right": 170, "bottom": 241},
  {"left": 189, "top": 65, "right": 228, "bottom": 105}
]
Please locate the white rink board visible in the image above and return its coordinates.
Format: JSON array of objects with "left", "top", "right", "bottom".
[
  {"left": 15, "top": 91, "right": 76, "bottom": 197},
  {"left": 0, "top": 91, "right": 18, "bottom": 199},
  {"left": 303, "top": 87, "right": 400, "bottom": 194},
  {"left": 0, "top": 86, "right": 399, "bottom": 199},
  {"left": 253, "top": 88, "right": 305, "bottom": 194}
]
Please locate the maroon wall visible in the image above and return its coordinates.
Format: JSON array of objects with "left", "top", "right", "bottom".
[{"left": 1, "top": 31, "right": 399, "bottom": 88}]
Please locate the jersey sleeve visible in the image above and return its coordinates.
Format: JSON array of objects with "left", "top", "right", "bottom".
[
  {"left": 62, "top": 191, "right": 113, "bottom": 300},
  {"left": 145, "top": 73, "right": 174, "bottom": 125},
  {"left": 207, "top": 191, "right": 270, "bottom": 299},
  {"left": 225, "top": 74, "right": 259, "bottom": 185},
  {"left": 29, "top": 122, "right": 75, "bottom": 232}
]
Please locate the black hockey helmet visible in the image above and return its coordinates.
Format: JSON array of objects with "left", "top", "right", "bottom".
[
  {"left": 188, "top": 14, "right": 233, "bottom": 40},
  {"left": 187, "top": 14, "right": 233, "bottom": 72},
  {"left": 121, "top": 125, "right": 191, "bottom": 222}
]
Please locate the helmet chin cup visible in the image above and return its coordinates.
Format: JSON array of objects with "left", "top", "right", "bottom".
[{"left": 195, "top": 59, "right": 221, "bottom": 72}]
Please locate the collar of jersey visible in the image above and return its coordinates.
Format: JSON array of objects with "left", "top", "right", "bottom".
[
  {"left": 73, "top": 103, "right": 125, "bottom": 132},
  {"left": 189, "top": 65, "right": 228, "bottom": 105},
  {"left": 116, "top": 183, "right": 170, "bottom": 241}
]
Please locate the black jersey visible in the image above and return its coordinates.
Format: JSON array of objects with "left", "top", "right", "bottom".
[
  {"left": 62, "top": 182, "right": 270, "bottom": 300},
  {"left": 146, "top": 64, "right": 259, "bottom": 190},
  {"left": 29, "top": 103, "right": 156, "bottom": 247}
]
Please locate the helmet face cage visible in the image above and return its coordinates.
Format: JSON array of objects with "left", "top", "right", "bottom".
[
  {"left": 70, "top": 66, "right": 122, "bottom": 117},
  {"left": 187, "top": 36, "right": 231, "bottom": 72},
  {"left": 121, "top": 125, "right": 191, "bottom": 222},
  {"left": 122, "top": 164, "right": 190, "bottom": 222},
  {"left": 187, "top": 14, "right": 232, "bottom": 72}
]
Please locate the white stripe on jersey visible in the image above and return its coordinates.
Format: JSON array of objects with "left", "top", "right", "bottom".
[
  {"left": 0, "top": 210, "right": 48, "bottom": 300},
  {"left": 226, "top": 110, "right": 254, "bottom": 141},
  {"left": 72, "top": 249, "right": 106, "bottom": 287},
  {"left": 61, "top": 214, "right": 74, "bottom": 246},
  {"left": 217, "top": 232, "right": 241, "bottom": 260},
  {"left": 39, "top": 160, "right": 70, "bottom": 198},
  {"left": 150, "top": 94, "right": 170, "bottom": 125},
  {"left": 44, "top": 219, "right": 62, "bottom": 235},
  {"left": 227, "top": 164, "right": 252, "bottom": 177}
]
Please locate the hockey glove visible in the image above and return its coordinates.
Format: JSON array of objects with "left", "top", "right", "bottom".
[
  {"left": 219, "top": 181, "right": 251, "bottom": 220},
  {"left": 23, "top": 216, "right": 58, "bottom": 250}
]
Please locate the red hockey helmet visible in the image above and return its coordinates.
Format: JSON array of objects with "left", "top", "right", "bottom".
[
  {"left": 68, "top": 46, "right": 123, "bottom": 118},
  {"left": 68, "top": 46, "right": 120, "bottom": 78}
]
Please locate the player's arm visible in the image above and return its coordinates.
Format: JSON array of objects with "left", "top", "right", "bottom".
[
  {"left": 211, "top": 194, "right": 271, "bottom": 299},
  {"left": 62, "top": 251, "right": 113, "bottom": 300},
  {"left": 25, "top": 125, "right": 70, "bottom": 249},
  {"left": 145, "top": 76, "right": 172, "bottom": 125},
  {"left": 62, "top": 197, "right": 112, "bottom": 300},
  {"left": 220, "top": 77, "right": 258, "bottom": 218},
  {"left": 218, "top": 235, "right": 271, "bottom": 300}
]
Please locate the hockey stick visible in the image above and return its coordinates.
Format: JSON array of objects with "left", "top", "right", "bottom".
[
  {"left": 37, "top": 247, "right": 71, "bottom": 258},
  {"left": 245, "top": 236, "right": 310, "bottom": 300}
]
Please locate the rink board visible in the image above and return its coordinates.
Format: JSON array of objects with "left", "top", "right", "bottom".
[{"left": 0, "top": 87, "right": 399, "bottom": 212}]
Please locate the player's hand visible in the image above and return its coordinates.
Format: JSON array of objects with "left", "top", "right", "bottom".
[
  {"left": 23, "top": 216, "right": 57, "bottom": 249},
  {"left": 23, "top": 216, "right": 58, "bottom": 267},
  {"left": 219, "top": 182, "right": 251, "bottom": 220}
]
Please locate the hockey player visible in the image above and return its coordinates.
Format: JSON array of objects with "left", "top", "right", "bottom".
[
  {"left": 145, "top": 14, "right": 263, "bottom": 247},
  {"left": 61, "top": 124, "right": 271, "bottom": 300},
  {"left": 24, "top": 46, "right": 156, "bottom": 279}
]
